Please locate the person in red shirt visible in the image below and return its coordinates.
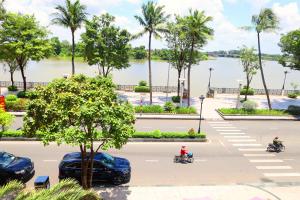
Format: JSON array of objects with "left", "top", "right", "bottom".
[{"left": 180, "top": 146, "right": 188, "bottom": 158}]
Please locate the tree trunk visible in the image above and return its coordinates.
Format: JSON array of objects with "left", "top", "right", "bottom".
[
  {"left": 177, "top": 70, "right": 181, "bottom": 97},
  {"left": 10, "top": 71, "right": 14, "bottom": 87},
  {"left": 148, "top": 32, "right": 153, "bottom": 105},
  {"left": 187, "top": 39, "right": 195, "bottom": 107},
  {"left": 87, "top": 139, "right": 94, "bottom": 188},
  {"left": 257, "top": 32, "right": 272, "bottom": 110},
  {"left": 20, "top": 66, "right": 26, "bottom": 92},
  {"left": 245, "top": 76, "right": 250, "bottom": 101},
  {"left": 80, "top": 145, "right": 88, "bottom": 189},
  {"left": 71, "top": 30, "right": 75, "bottom": 75}
]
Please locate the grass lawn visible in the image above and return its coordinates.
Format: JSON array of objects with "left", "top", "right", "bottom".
[{"left": 218, "top": 108, "right": 290, "bottom": 116}]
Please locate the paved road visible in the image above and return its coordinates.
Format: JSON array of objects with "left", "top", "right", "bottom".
[{"left": 2, "top": 119, "right": 300, "bottom": 188}]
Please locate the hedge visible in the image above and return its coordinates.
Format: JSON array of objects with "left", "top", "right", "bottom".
[
  {"left": 240, "top": 88, "right": 254, "bottom": 95},
  {"left": 175, "top": 107, "right": 197, "bottom": 114},
  {"left": 218, "top": 108, "right": 289, "bottom": 116},
  {"left": 134, "top": 86, "right": 150, "bottom": 93},
  {"left": 7, "top": 85, "right": 18, "bottom": 91},
  {"left": 135, "top": 105, "right": 164, "bottom": 113},
  {"left": 172, "top": 96, "right": 180, "bottom": 103},
  {"left": 5, "top": 99, "right": 28, "bottom": 112},
  {"left": 135, "top": 105, "right": 197, "bottom": 114},
  {"left": 288, "top": 93, "right": 297, "bottom": 99}
]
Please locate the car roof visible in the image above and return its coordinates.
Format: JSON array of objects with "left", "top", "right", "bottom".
[{"left": 63, "top": 152, "right": 112, "bottom": 161}]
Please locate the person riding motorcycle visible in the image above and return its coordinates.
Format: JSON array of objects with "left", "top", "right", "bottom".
[
  {"left": 180, "top": 146, "right": 188, "bottom": 158},
  {"left": 273, "top": 136, "right": 283, "bottom": 149}
]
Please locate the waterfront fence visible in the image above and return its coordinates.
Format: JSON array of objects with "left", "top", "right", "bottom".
[{"left": 211, "top": 87, "right": 299, "bottom": 96}]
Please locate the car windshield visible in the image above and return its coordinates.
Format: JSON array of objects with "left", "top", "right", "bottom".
[
  {"left": 101, "top": 153, "right": 115, "bottom": 166},
  {"left": 0, "top": 152, "right": 15, "bottom": 168}
]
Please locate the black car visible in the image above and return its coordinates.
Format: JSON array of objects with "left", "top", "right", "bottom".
[
  {"left": 59, "top": 152, "right": 131, "bottom": 185},
  {"left": 0, "top": 152, "right": 35, "bottom": 185}
]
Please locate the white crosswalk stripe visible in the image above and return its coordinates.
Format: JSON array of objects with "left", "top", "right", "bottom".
[
  {"left": 243, "top": 154, "right": 275, "bottom": 157},
  {"left": 208, "top": 121, "right": 229, "bottom": 124},
  {"left": 256, "top": 166, "right": 292, "bottom": 169},
  {"left": 212, "top": 127, "right": 237, "bottom": 129},
  {"left": 228, "top": 139, "right": 256, "bottom": 142},
  {"left": 233, "top": 144, "right": 262, "bottom": 147},
  {"left": 249, "top": 159, "right": 283, "bottom": 163},
  {"left": 238, "top": 148, "right": 266, "bottom": 151},
  {"left": 224, "top": 136, "right": 251, "bottom": 138},
  {"left": 217, "top": 129, "right": 241, "bottom": 132},
  {"left": 264, "top": 173, "right": 300, "bottom": 177},
  {"left": 219, "top": 132, "right": 246, "bottom": 135}
]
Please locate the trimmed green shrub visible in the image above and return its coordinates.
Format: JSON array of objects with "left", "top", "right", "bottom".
[
  {"left": 0, "top": 130, "right": 23, "bottom": 137},
  {"left": 0, "top": 111, "right": 15, "bottom": 132},
  {"left": 288, "top": 93, "right": 297, "bottom": 99},
  {"left": 240, "top": 88, "right": 255, "bottom": 95},
  {"left": 175, "top": 106, "right": 197, "bottom": 114},
  {"left": 5, "top": 94, "right": 17, "bottom": 102},
  {"left": 287, "top": 105, "right": 300, "bottom": 115},
  {"left": 219, "top": 108, "right": 288, "bottom": 116},
  {"left": 188, "top": 128, "right": 196, "bottom": 138},
  {"left": 135, "top": 105, "right": 164, "bottom": 113},
  {"left": 17, "top": 91, "right": 28, "bottom": 98},
  {"left": 242, "top": 100, "right": 257, "bottom": 111},
  {"left": 7, "top": 85, "right": 18, "bottom": 91},
  {"left": 172, "top": 96, "right": 180, "bottom": 103},
  {"left": 152, "top": 130, "right": 162, "bottom": 138},
  {"left": 131, "top": 131, "right": 206, "bottom": 139},
  {"left": 164, "top": 101, "right": 175, "bottom": 113},
  {"left": 134, "top": 86, "right": 150, "bottom": 93},
  {"left": 5, "top": 99, "right": 28, "bottom": 111},
  {"left": 138, "top": 80, "right": 147, "bottom": 86}
]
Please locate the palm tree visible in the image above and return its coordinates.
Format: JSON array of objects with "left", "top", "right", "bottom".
[
  {"left": 182, "top": 10, "right": 213, "bottom": 106},
  {"left": 248, "top": 8, "right": 279, "bottom": 110},
  {"left": 134, "top": 1, "right": 169, "bottom": 104},
  {"left": 52, "top": 0, "right": 87, "bottom": 75}
]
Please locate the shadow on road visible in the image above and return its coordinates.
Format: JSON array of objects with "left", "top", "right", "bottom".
[{"left": 96, "top": 185, "right": 131, "bottom": 200}]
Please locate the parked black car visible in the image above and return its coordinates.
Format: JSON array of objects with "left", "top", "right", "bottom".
[
  {"left": 0, "top": 152, "right": 35, "bottom": 185},
  {"left": 59, "top": 152, "right": 131, "bottom": 185}
]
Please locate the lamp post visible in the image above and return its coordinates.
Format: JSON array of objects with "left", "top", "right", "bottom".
[
  {"left": 179, "top": 77, "right": 185, "bottom": 107},
  {"left": 197, "top": 95, "right": 205, "bottom": 134},
  {"left": 236, "top": 80, "right": 242, "bottom": 109},
  {"left": 281, "top": 71, "right": 288, "bottom": 96},
  {"left": 208, "top": 67, "right": 214, "bottom": 90}
]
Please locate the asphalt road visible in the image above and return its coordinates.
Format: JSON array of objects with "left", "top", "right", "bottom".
[{"left": 2, "top": 118, "right": 300, "bottom": 188}]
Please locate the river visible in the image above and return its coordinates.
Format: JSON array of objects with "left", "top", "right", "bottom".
[{"left": 0, "top": 57, "right": 299, "bottom": 96}]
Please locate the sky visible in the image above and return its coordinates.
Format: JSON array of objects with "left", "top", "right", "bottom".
[{"left": 3, "top": 0, "right": 300, "bottom": 54}]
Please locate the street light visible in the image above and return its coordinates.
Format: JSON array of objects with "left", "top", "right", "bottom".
[
  {"left": 179, "top": 77, "right": 185, "bottom": 107},
  {"left": 197, "top": 95, "right": 205, "bottom": 134},
  {"left": 236, "top": 80, "right": 242, "bottom": 109},
  {"left": 208, "top": 67, "right": 214, "bottom": 90},
  {"left": 281, "top": 71, "right": 289, "bottom": 96}
]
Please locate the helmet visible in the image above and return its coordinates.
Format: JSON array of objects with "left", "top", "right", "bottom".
[
  {"left": 182, "top": 145, "right": 186, "bottom": 148},
  {"left": 275, "top": 137, "right": 279, "bottom": 139}
]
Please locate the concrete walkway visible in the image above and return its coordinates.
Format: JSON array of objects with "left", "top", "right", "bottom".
[{"left": 97, "top": 184, "right": 300, "bottom": 200}]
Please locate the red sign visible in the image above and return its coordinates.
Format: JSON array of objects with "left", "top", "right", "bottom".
[{"left": 0, "top": 96, "right": 5, "bottom": 111}]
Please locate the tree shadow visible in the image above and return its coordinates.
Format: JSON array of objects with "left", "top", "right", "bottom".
[
  {"left": 259, "top": 98, "right": 300, "bottom": 110},
  {"left": 95, "top": 185, "right": 131, "bottom": 200}
]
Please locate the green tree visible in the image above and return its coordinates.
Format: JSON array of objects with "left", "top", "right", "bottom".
[
  {"left": 134, "top": 1, "right": 169, "bottom": 104},
  {"left": 181, "top": 10, "right": 213, "bottom": 106},
  {"left": 0, "top": 179, "right": 100, "bottom": 199},
  {"left": 0, "top": 0, "right": 5, "bottom": 21},
  {"left": 278, "top": 29, "right": 300, "bottom": 71},
  {"left": 0, "top": 110, "right": 14, "bottom": 133},
  {"left": 23, "top": 75, "right": 135, "bottom": 189},
  {"left": 50, "top": 37, "right": 62, "bottom": 56},
  {"left": 60, "top": 40, "right": 72, "bottom": 56},
  {"left": 81, "top": 14, "right": 131, "bottom": 77},
  {"left": 52, "top": 0, "right": 87, "bottom": 75},
  {"left": 131, "top": 46, "right": 147, "bottom": 59},
  {"left": 165, "top": 20, "right": 190, "bottom": 97},
  {"left": 0, "top": 13, "right": 52, "bottom": 91},
  {"left": 245, "top": 8, "right": 279, "bottom": 110},
  {"left": 240, "top": 46, "right": 259, "bottom": 101}
]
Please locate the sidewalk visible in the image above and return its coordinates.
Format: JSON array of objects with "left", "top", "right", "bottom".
[{"left": 97, "top": 184, "right": 300, "bottom": 200}]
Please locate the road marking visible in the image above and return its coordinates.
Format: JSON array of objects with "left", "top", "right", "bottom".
[
  {"left": 238, "top": 148, "right": 266, "bottom": 151},
  {"left": 212, "top": 127, "right": 236, "bottom": 129},
  {"left": 243, "top": 154, "right": 275, "bottom": 157},
  {"left": 218, "top": 140, "right": 226, "bottom": 147},
  {"left": 142, "top": 126, "right": 153, "bottom": 129},
  {"left": 195, "top": 159, "right": 207, "bottom": 162},
  {"left": 43, "top": 160, "right": 58, "bottom": 162},
  {"left": 208, "top": 121, "right": 229, "bottom": 124},
  {"left": 219, "top": 132, "right": 246, "bottom": 135},
  {"left": 224, "top": 136, "right": 251, "bottom": 138},
  {"left": 256, "top": 166, "right": 292, "bottom": 169},
  {"left": 228, "top": 139, "right": 257, "bottom": 142},
  {"left": 216, "top": 129, "right": 241, "bottom": 132},
  {"left": 232, "top": 144, "right": 262, "bottom": 147},
  {"left": 145, "top": 160, "right": 159, "bottom": 162},
  {"left": 175, "top": 127, "right": 185, "bottom": 129},
  {"left": 264, "top": 173, "right": 300, "bottom": 177},
  {"left": 283, "top": 158, "right": 295, "bottom": 161},
  {"left": 249, "top": 159, "right": 283, "bottom": 163}
]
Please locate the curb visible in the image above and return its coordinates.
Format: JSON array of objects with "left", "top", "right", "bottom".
[
  {"left": 0, "top": 137, "right": 207, "bottom": 142},
  {"left": 216, "top": 109, "right": 300, "bottom": 121}
]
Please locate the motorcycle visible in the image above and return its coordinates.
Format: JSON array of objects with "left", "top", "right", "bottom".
[
  {"left": 174, "top": 152, "right": 194, "bottom": 163},
  {"left": 267, "top": 143, "right": 285, "bottom": 153}
]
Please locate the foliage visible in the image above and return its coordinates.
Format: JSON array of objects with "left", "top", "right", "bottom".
[
  {"left": 5, "top": 98, "right": 28, "bottom": 112},
  {"left": 0, "top": 179, "right": 100, "bottom": 200},
  {"left": 164, "top": 101, "right": 175, "bottom": 113},
  {"left": 0, "top": 110, "right": 14, "bottom": 132},
  {"left": 134, "top": 86, "right": 150, "bottom": 93},
  {"left": 23, "top": 74, "right": 135, "bottom": 189},
  {"left": 219, "top": 108, "right": 288, "bottom": 116},
  {"left": 5, "top": 94, "right": 17, "bottom": 102},
  {"left": 132, "top": 131, "right": 206, "bottom": 139},
  {"left": 50, "top": 37, "right": 62, "bottom": 56},
  {"left": 242, "top": 100, "right": 258, "bottom": 111},
  {"left": 17, "top": 91, "right": 28, "bottom": 98},
  {"left": 0, "top": 13, "right": 52, "bottom": 91},
  {"left": 188, "top": 128, "right": 196, "bottom": 138},
  {"left": 240, "top": 87, "right": 255, "bottom": 95},
  {"left": 52, "top": 0, "right": 87, "bottom": 75},
  {"left": 134, "top": 1, "right": 170, "bottom": 104},
  {"left": 130, "top": 46, "right": 147, "bottom": 59},
  {"left": 175, "top": 106, "right": 197, "bottom": 114},
  {"left": 288, "top": 93, "right": 297, "bottom": 99},
  {"left": 278, "top": 29, "right": 300, "bottom": 71},
  {"left": 290, "top": 82, "right": 299, "bottom": 91},
  {"left": 139, "top": 80, "right": 148, "bottom": 86},
  {"left": 172, "top": 96, "right": 180, "bottom": 103},
  {"left": 82, "top": 13, "right": 131, "bottom": 77},
  {"left": 135, "top": 105, "right": 163, "bottom": 113},
  {"left": 287, "top": 105, "right": 300, "bottom": 115},
  {"left": 7, "top": 85, "right": 18, "bottom": 91},
  {"left": 0, "top": 129, "right": 23, "bottom": 137}
]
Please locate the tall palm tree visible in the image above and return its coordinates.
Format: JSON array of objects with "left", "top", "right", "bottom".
[
  {"left": 134, "top": 1, "right": 169, "bottom": 104},
  {"left": 249, "top": 8, "right": 279, "bottom": 110},
  {"left": 182, "top": 10, "right": 213, "bottom": 106},
  {"left": 52, "top": 0, "right": 87, "bottom": 75}
]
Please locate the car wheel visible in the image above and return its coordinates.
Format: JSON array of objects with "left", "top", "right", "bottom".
[{"left": 112, "top": 176, "right": 124, "bottom": 185}]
